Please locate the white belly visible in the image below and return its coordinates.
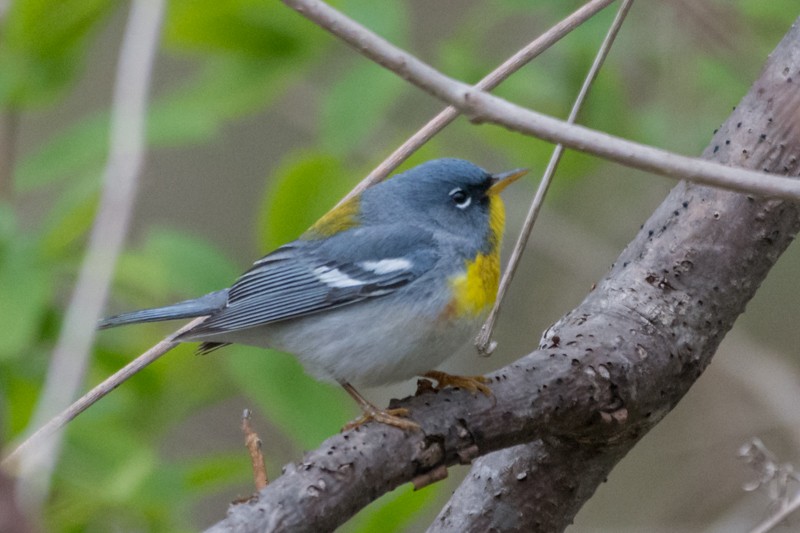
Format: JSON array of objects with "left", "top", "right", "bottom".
[{"left": 193, "top": 297, "right": 482, "bottom": 387}]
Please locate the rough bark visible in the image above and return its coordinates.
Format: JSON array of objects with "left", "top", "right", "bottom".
[
  {"left": 206, "top": 19, "right": 800, "bottom": 533},
  {"left": 428, "top": 19, "right": 800, "bottom": 532}
]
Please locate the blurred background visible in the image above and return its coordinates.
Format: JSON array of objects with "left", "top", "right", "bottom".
[{"left": 1, "top": 0, "right": 799, "bottom": 531}]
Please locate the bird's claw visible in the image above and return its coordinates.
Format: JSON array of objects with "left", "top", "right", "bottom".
[
  {"left": 342, "top": 406, "right": 420, "bottom": 432},
  {"left": 421, "top": 370, "right": 492, "bottom": 396}
]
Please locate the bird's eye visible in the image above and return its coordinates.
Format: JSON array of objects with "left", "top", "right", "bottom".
[{"left": 449, "top": 188, "right": 472, "bottom": 209}]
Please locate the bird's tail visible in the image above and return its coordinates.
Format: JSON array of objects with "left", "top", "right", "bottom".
[{"left": 98, "top": 289, "right": 229, "bottom": 329}]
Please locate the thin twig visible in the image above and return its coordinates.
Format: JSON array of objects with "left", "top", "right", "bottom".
[
  {"left": 283, "top": 0, "right": 800, "bottom": 201},
  {"left": 742, "top": 438, "right": 800, "bottom": 533},
  {"left": 12, "top": 0, "right": 164, "bottom": 506},
  {"left": 476, "top": 0, "right": 635, "bottom": 355},
  {"left": 339, "top": 0, "right": 616, "bottom": 205},
  {"left": 750, "top": 491, "right": 800, "bottom": 533},
  {"left": 204, "top": 19, "right": 800, "bottom": 527},
  {"left": 2, "top": 317, "right": 203, "bottom": 471},
  {"left": 3, "top": 2, "right": 618, "bottom": 468},
  {"left": 3, "top": 0, "right": 614, "bottom": 478},
  {"left": 242, "top": 409, "right": 269, "bottom": 491}
]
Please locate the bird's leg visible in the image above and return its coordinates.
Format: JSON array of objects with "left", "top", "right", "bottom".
[
  {"left": 340, "top": 381, "right": 420, "bottom": 431},
  {"left": 421, "top": 370, "right": 492, "bottom": 396}
]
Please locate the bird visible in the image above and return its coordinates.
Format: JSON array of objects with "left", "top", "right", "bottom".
[{"left": 100, "top": 158, "right": 526, "bottom": 430}]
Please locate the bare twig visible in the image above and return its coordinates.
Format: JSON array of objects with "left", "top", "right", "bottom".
[
  {"left": 476, "top": 0, "right": 635, "bottom": 355},
  {"left": 742, "top": 438, "right": 800, "bottom": 533},
  {"left": 15, "top": 0, "right": 165, "bottom": 505},
  {"left": 242, "top": 409, "right": 269, "bottom": 491},
  {"left": 283, "top": 0, "right": 800, "bottom": 200},
  {"left": 13, "top": 0, "right": 165, "bottom": 506},
  {"left": 2, "top": 1, "right": 619, "bottom": 476},
  {"left": 750, "top": 492, "right": 800, "bottom": 533},
  {"left": 339, "top": 0, "right": 616, "bottom": 204},
  {"left": 2, "top": 317, "right": 202, "bottom": 472},
  {"left": 206, "top": 15, "right": 800, "bottom": 531}
]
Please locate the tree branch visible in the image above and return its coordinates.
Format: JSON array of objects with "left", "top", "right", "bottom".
[
  {"left": 1, "top": 1, "right": 616, "bottom": 470},
  {"left": 432, "top": 18, "right": 800, "bottom": 531},
  {"left": 1, "top": 317, "right": 204, "bottom": 471},
  {"left": 476, "top": 0, "right": 634, "bottom": 355},
  {"left": 340, "top": 0, "right": 616, "bottom": 204},
  {"left": 205, "top": 17, "right": 800, "bottom": 532},
  {"left": 283, "top": 0, "right": 800, "bottom": 200}
]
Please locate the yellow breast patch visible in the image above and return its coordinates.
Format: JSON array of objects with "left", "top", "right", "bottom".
[
  {"left": 448, "top": 251, "right": 501, "bottom": 317},
  {"left": 445, "top": 195, "right": 505, "bottom": 318}
]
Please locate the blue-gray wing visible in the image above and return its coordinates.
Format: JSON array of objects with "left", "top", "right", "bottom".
[{"left": 189, "top": 225, "right": 439, "bottom": 334}]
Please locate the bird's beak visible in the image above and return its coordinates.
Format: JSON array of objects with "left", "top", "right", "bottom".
[{"left": 488, "top": 168, "right": 529, "bottom": 195}]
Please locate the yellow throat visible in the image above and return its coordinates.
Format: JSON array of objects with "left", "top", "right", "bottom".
[{"left": 448, "top": 195, "right": 505, "bottom": 317}]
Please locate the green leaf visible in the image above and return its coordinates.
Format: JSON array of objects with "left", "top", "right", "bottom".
[
  {"left": 347, "top": 482, "right": 442, "bottom": 533},
  {"left": 15, "top": 57, "right": 299, "bottom": 191},
  {"left": 166, "top": 0, "right": 319, "bottom": 59},
  {"left": 226, "top": 345, "right": 351, "bottom": 449},
  {"left": 319, "top": 0, "right": 409, "bottom": 154},
  {"left": 739, "top": 0, "right": 799, "bottom": 32},
  {"left": 112, "top": 248, "right": 174, "bottom": 308},
  {"left": 340, "top": 0, "right": 408, "bottom": 45},
  {"left": 0, "top": 239, "right": 53, "bottom": 360},
  {"left": 0, "top": 202, "right": 16, "bottom": 243},
  {"left": 258, "top": 152, "right": 359, "bottom": 250},
  {"left": 183, "top": 454, "right": 248, "bottom": 492},
  {"left": 147, "top": 57, "right": 300, "bottom": 146},
  {"left": 321, "top": 63, "right": 406, "bottom": 155},
  {"left": 37, "top": 173, "right": 100, "bottom": 261},
  {"left": 1, "top": 373, "right": 40, "bottom": 437},
  {"left": 145, "top": 229, "right": 240, "bottom": 294},
  {"left": 105, "top": 446, "right": 158, "bottom": 503},
  {"left": 0, "top": 0, "right": 112, "bottom": 105},
  {"left": 114, "top": 228, "right": 239, "bottom": 305},
  {"left": 53, "top": 424, "right": 178, "bottom": 531},
  {"left": 13, "top": 113, "right": 109, "bottom": 191}
]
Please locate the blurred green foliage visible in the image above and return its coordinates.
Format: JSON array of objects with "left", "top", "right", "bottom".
[
  {"left": 0, "top": 0, "right": 113, "bottom": 105},
  {"left": 1, "top": 0, "right": 797, "bottom": 531}
]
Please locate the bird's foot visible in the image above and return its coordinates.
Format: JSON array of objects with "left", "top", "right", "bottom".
[
  {"left": 421, "top": 370, "right": 492, "bottom": 396},
  {"left": 342, "top": 406, "right": 420, "bottom": 432},
  {"left": 339, "top": 381, "right": 420, "bottom": 431}
]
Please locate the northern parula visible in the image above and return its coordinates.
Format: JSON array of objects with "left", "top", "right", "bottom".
[{"left": 100, "top": 158, "right": 526, "bottom": 429}]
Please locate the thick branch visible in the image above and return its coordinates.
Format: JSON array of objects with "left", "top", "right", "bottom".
[
  {"left": 206, "top": 19, "right": 800, "bottom": 533},
  {"left": 432, "top": 21, "right": 800, "bottom": 533}
]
